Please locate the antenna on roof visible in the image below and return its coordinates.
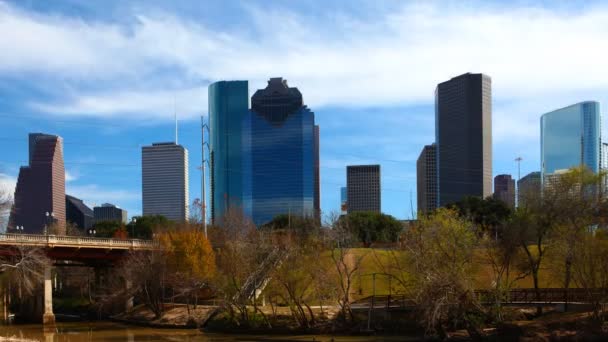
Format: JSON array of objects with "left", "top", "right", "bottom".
[{"left": 174, "top": 92, "right": 178, "bottom": 145}]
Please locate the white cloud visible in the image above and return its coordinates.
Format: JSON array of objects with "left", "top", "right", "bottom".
[
  {"left": 0, "top": 173, "right": 16, "bottom": 198},
  {"left": 0, "top": 2, "right": 607, "bottom": 137},
  {"left": 66, "top": 184, "right": 139, "bottom": 209},
  {"left": 65, "top": 170, "right": 78, "bottom": 182}
]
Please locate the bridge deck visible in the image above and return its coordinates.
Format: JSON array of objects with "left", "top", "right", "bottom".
[{"left": 0, "top": 233, "right": 158, "bottom": 250}]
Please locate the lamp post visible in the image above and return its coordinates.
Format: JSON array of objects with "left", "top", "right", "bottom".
[
  {"left": 15, "top": 225, "right": 24, "bottom": 234},
  {"left": 88, "top": 229, "right": 96, "bottom": 236},
  {"left": 131, "top": 217, "right": 137, "bottom": 239},
  {"left": 44, "top": 211, "right": 54, "bottom": 235},
  {"left": 198, "top": 115, "right": 210, "bottom": 237}
]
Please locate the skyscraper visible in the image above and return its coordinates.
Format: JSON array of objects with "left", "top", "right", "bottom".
[
  {"left": 93, "top": 203, "right": 128, "bottom": 224},
  {"left": 208, "top": 80, "right": 249, "bottom": 224},
  {"left": 66, "top": 195, "right": 93, "bottom": 230},
  {"left": 340, "top": 187, "right": 347, "bottom": 215},
  {"left": 493, "top": 174, "right": 515, "bottom": 208},
  {"left": 517, "top": 171, "right": 541, "bottom": 208},
  {"left": 416, "top": 144, "right": 437, "bottom": 214},
  {"left": 540, "top": 101, "right": 601, "bottom": 186},
  {"left": 142, "top": 142, "right": 189, "bottom": 222},
  {"left": 244, "top": 78, "right": 319, "bottom": 225},
  {"left": 346, "top": 165, "right": 381, "bottom": 213},
  {"left": 9, "top": 133, "right": 66, "bottom": 234},
  {"left": 435, "top": 73, "right": 492, "bottom": 206}
]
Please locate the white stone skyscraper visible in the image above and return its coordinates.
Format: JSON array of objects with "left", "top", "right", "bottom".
[{"left": 142, "top": 142, "right": 189, "bottom": 222}]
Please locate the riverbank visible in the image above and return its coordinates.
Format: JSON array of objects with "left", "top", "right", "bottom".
[{"left": 111, "top": 303, "right": 216, "bottom": 328}]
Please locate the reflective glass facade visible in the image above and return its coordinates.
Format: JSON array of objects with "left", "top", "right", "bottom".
[
  {"left": 541, "top": 101, "right": 601, "bottom": 184},
  {"left": 208, "top": 81, "right": 249, "bottom": 223},
  {"left": 244, "top": 78, "right": 317, "bottom": 225}
]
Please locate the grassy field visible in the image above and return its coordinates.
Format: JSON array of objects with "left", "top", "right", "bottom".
[{"left": 347, "top": 248, "right": 562, "bottom": 299}]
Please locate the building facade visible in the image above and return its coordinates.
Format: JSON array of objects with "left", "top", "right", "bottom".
[
  {"left": 244, "top": 78, "right": 319, "bottom": 225},
  {"left": 93, "top": 203, "right": 128, "bottom": 224},
  {"left": 541, "top": 101, "right": 601, "bottom": 186},
  {"left": 66, "top": 195, "right": 93, "bottom": 230},
  {"left": 8, "top": 133, "right": 66, "bottom": 234},
  {"left": 346, "top": 165, "right": 381, "bottom": 213},
  {"left": 517, "top": 171, "right": 541, "bottom": 208},
  {"left": 493, "top": 174, "right": 515, "bottom": 208},
  {"left": 142, "top": 142, "right": 189, "bottom": 222},
  {"left": 416, "top": 144, "right": 437, "bottom": 214},
  {"left": 435, "top": 73, "right": 492, "bottom": 206},
  {"left": 209, "top": 80, "right": 249, "bottom": 224},
  {"left": 340, "top": 187, "right": 347, "bottom": 215}
]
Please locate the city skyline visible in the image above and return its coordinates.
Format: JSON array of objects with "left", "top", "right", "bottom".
[{"left": 2, "top": 1, "right": 608, "bottom": 225}]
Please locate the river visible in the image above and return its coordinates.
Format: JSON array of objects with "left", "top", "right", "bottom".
[{"left": 0, "top": 322, "right": 418, "bottom": 341}]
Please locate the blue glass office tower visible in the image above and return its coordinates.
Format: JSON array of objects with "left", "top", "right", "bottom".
[
  {"left": 208, "top": 81, "right": 249, "bottom": 224},
  {"left": 540, "top": 101, "right": 601, "bottom": 185},
  {"left": 244, "top": 78, "right": 319, "bottom": 225}
]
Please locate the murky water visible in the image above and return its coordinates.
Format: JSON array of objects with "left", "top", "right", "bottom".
[{"left": 0, "top": 322, "right": 417, "bottom": 341}]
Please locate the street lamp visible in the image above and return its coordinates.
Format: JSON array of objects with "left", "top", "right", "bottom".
[
  {"left": 15, "top": 225, "right": 24, "bottom": 233},
  {"left": 44, "top": 211, "right": 54, "bottom": 235},
  {"left": 88, "top": 229, "right": 96, "bottom": 236},
  {"left": 131, "top": 217, "right": 137, "bottom": 238}
]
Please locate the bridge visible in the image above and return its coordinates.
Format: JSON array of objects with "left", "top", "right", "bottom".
[{"left": 0, "top": 233, "right": 158, "bottom": 325}]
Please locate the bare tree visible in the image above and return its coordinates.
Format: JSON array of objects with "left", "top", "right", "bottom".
[
  {"left": 326, "top": 211, "right": 365, "bottom": 322},
  {"left": 0, "top": 246, "right": 50, "bottom": 296}
]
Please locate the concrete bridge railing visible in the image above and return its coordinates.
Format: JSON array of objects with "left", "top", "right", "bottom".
[{"left": 0, "top": 233, "right": 158, "bottom": 250}]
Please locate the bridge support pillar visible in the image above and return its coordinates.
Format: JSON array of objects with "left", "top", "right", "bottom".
[
  {"left": 42, "top": 264, "right": 55, "bottom": 325},
  {"left": 125, "top": 279, "right": 133, "bottom": 313}
]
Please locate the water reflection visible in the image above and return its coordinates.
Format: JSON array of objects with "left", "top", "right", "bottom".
[{"left": 0, "top": 322, "right": 415, "bottom": 341}]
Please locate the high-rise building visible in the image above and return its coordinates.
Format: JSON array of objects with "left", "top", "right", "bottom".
[
  {"left": 208, "top": 80, "right": 249, "bottom": 224},
  {"left": 8, "top": 133, "right": 66, "bottom": 234},
  {"left": 493, "top": 174, "right": 515, "bottom": 208},
  {"left": 541, "top": 101, "right": 601, "bottom": 186},
  {"left": 93, "top": 203, "right": 127, "bottom": 224},
  {"left": 142, "top": 142, "right": 189, "bottom": 222},
  {"left": 416, "top": 144, "right": 437, "bottom": 214},
  {"left": 313, "top": 126, "right": 321, "bottom": 220},
  {"left": 66, "top": 195, "right": 93, "bottom": 230},
  {"left": 517, "top": 171, "right": 541, "bottom": 208},
  {"left": 435, "top": 73, "right": 492, "bottom": 206},
  {"left": 340, "top": 187, "right": 347, "bottom": 215},
  {"left": 346, "top": 165, "right": 381, "bottom": 213},
  {"left": 244, "top": 78, "right": 319, "bottom": 225}
]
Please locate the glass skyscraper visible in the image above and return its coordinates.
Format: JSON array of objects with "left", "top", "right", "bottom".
[
  {"left": 244, "top": 78, "right": 319, "bottom": 225},
  {"left": 209, "top": 78, "right": 319, "bottom": 226},
  {"left": 540, "top": 101, "right": 601, "bottom": 185},
  {"left": 208, "top": 81, "right": 249, "bottom": 223}
]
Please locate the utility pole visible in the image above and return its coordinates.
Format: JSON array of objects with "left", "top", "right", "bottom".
[
  {"left": 199, "top": 115, "right": 210, "bottom": 237},
  {"left": 515, "top": 157, "right": 523, "bottom": 207}
]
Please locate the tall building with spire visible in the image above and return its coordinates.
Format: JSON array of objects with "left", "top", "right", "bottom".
[
  {"left": 142, "top": 142, "right": 189, "bottom": 222},
  {"left": 9, "top": 133, "right": 66, "bottom": 234}
]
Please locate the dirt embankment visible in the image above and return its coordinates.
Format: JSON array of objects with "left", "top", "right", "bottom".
[{"left": 112, "top": 304, "right": 216, "bottom": 328}]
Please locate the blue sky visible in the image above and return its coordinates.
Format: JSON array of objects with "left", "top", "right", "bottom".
[{"left": 1, "top": 0, "right": 608, "bottom": 224}]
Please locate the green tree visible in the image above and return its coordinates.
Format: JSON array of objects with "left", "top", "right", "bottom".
[
  {"left": 450, "top": 196, "right": 512, "bottom": 236},
  {"left": 126, "top": 215, "right": 171, "bottom": 239},
  {"left": 404, "top": 208, "right": 483, "bottom": 339},
  {"left": 342, "top": 211, "right": 402, "bottom": 245},
  {"left": 92, "top": 220, "right": 123, "bottom": 237}
]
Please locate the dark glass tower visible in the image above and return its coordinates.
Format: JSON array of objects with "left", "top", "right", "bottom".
[
  {"left": 493, "top": 174, "right": 515, "bottom": 208},
  {"left": 245, "top": 78, "right": 319, "bottom": 225},
  {"left": 346, "top": 165, "right": 381, "bottom": 213},
  {"left": 416, "top": 144, "right": 437, "bottom": 214},
  {"left": 435, "top": 73, "right": 492, "bottom": 206},
  {"left": 208, "top": 81, "right": 249, "bottom": 224}
]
